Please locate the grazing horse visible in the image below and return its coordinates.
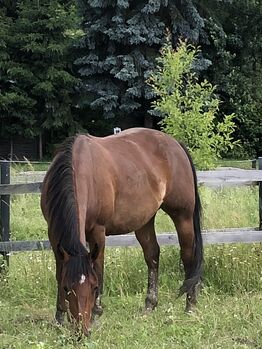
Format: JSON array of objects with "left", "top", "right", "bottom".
[{"left": 40, "top": 128, "right": 203, "bottom": 335}]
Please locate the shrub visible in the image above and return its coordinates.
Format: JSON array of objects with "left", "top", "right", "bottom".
[{"left": 149, "top": 40, "right": 238, "bottom": 169}]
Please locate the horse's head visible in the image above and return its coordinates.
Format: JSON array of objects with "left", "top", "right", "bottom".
[{"left": 61, "top": 247, "right": 99, "bottom": 336}]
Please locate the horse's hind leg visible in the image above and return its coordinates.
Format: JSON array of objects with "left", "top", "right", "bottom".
[
  {"left": 167, "top": 210, "right": 200, "bottom": 312},
  {"left": 135, "top": 216, "right": 160, "bottom": 311}
]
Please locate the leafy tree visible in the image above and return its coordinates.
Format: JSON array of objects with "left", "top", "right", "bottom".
[
  {"left": 149, "top": 41, "right": 237, "bottom": 169},
  {"left": 202, "top": 0, "right": 262, "bottom": 157},
  {"left": 0, "top": 0, "right": 79, "bottom": 144},
  {"left": 75, "top": 0, "right": 208, "bottom": 127}
]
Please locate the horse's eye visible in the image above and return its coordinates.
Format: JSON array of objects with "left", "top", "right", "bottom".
[
  {"left": 64, "top": 286, "right": 69, "bottom": 293},
  {"left": 93, "top": 286, "right": 99, "bottom": 295}
]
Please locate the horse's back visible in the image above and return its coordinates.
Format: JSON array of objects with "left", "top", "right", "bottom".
[{"left": 100, "top": 128, "right": 194, "bottom": 198}]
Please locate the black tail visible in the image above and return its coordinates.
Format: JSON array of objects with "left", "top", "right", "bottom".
[{"left": 178, "top": 143, "right": 203, "bottom": 295}]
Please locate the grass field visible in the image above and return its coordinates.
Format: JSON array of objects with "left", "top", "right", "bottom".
[
  {"left": 1, "top": 244, "right": 262, "bottom": 349},
  {"left": 1, "top": 176, "right": 262, "bottom": 348}
]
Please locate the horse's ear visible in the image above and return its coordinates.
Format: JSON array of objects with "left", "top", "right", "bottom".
[{"left": 91, "top": 243, "right": 99, "bottom": 262}]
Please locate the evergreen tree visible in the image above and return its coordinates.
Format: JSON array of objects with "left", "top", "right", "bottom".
[
  {"left": 202, "top": 0, "right": 262, "bottom": 156},
  {"left": 0, "top": 0, "right": 79, "bottom": 144},
  {"left": 75, "top": 0, "right": 208, "bottom": 127}
]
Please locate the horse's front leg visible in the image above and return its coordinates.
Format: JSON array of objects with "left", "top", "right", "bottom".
[
  {"left": 88, "top": 226, "right": 106, "bottom": 317},
  {"left": 135, "top": 216, "right": 160, "bottom": 310},
  {"left": 54, "top": 250, "right": 66, "bottom": 324}
]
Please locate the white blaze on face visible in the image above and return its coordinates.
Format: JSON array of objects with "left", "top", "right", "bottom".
[{"left": 79, "top": 274, "right": 86, "bottom": 285}]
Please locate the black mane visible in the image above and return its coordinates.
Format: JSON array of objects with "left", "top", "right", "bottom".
[{"left": 46, "top": 136, "right": 94, "bottom": 284}]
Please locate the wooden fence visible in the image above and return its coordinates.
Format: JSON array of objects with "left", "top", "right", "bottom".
[{"left": 0, "top": 159, "right": 262, "bottom": 256}]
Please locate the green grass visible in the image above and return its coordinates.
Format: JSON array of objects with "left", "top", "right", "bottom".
[
  {"left": 1, "top": 178, "right": 261, "bottom": 348},
  {"left": 1, "top": 292, "right": 262, "bottom": 349},
  {"left": 11, "top": 195, "right": 46, "bottom": 240},
  {"left": 155, "top": 186, "right": 259, "bottom": 232},
  {"left": 1, "top": 245, "right": 262, "bottom": 349},
  {"left": 199, "top": 186, "right": 259, "bottom": 229},
  {"left": 215, "top": 159, "right": 255, "bottom": 170},
  {"left": 11, "top": 162, "right": 50, "bottom": 174}
]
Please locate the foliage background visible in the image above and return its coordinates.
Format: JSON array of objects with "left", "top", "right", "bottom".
[{"left": 0, "top": 0, "right": 261, "bottom": 157}]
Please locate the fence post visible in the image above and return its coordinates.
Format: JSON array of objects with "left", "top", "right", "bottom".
[
  {"left": 251, "top": 159, "right": 257, "bottom": 169},
  {"left": 0, "top": 160, "right": 11, "bottom": 268},
  {"left": 259, "top": 157, "right": 262, "bottom": 230}
]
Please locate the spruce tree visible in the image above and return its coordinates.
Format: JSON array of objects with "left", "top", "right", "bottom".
[
  {"left": 75, "top": 0, "right": 208, "bottom": 127},
  {"left": 0, "top": 0, "right": 79, "bottom": 144}
]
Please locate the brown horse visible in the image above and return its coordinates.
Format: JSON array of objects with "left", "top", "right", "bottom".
[{"left": 40, "top": 128, "right": 203, "bottom": 335}]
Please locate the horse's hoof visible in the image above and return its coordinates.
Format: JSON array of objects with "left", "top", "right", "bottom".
[
  {"left": 93, "top": 305, "right": 103, "bottom": 316},
  {"left": 145, "top": 297, "right": 157, "bottom": 312},
  {"left": 185, "top": 304, "right": 196, "bottom": 314},
  {"left": 143, "top": 307, "right": 153, "bottom": 315},
  {"left": 143, "top": 303, "right": 157, "bottom": 315},
  {"left": 55, "top": 311, "right": 65, "bottom": 324}
]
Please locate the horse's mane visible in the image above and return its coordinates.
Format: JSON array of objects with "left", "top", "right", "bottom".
[{"left": 46, "top": 135, "right": 93, "bottom": 285}]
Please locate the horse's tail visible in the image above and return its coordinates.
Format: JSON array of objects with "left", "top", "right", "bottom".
[
  {"left": 44, "top": 136, "right": 90, "bottom": 284},
  {"left": 178, "top": 143, "right": 203, "bottom": 296}
]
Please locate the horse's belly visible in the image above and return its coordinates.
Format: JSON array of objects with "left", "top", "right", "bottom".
[
  {"left": 101, "top": 170, "right": 166, "bottom": 235},
  {"left": 105, "top": 218, "right": 149, "bottom": 235},
  {"left": 104, "top": 199, "right": 160, "bottom": 235}
]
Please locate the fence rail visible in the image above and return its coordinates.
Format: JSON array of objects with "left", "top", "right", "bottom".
[
  {"left": 0, "top": 159, "right": 262, "bottom": 256},
  {"left": 0, "top": 229, "right": 261, "bottom": 253}
]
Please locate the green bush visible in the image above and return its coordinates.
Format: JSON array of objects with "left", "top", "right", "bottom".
[{"left": 149, "top": 41, "right": 238, "bottom": 169}]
